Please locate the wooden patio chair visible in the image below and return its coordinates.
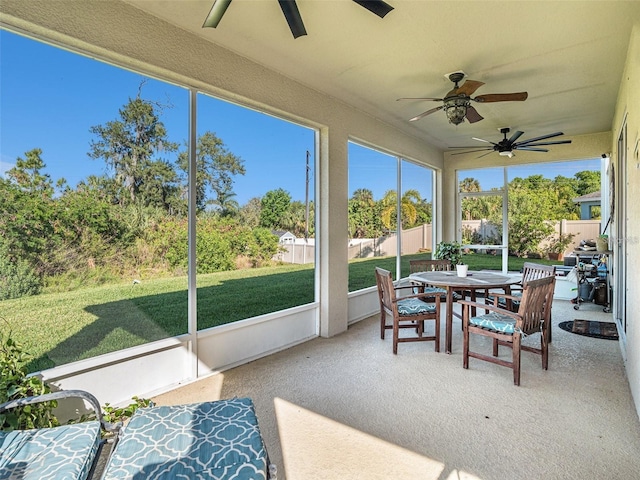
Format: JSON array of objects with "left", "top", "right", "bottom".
[
  {"left": 459, "top": 275, "right": 556, "bottom": 385},
  {"left": 487, "top": 262, "right": 556, "bottom": 342},
  {"left": 376, "top": 267, "right": 441, "bottom": 354}
]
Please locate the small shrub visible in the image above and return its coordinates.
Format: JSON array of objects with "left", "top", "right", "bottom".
[
  {"left": 434, "top": 241, "right": 463, "bottom": 267},
  {"left": 102, "top": 396, "right": 153, "bottom": 426},
  {"left": 68, "top": 396, "right": 153, "bottom": 438},
  {"left": 0, "top": 244, "right": 42, "bottom": 300},
  {"left": 0, "top": 327, "right": 59, "bottom": 430}
]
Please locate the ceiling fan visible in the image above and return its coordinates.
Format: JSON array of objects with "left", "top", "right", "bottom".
[
  {"left": 203, "top": 0, "right": 394, "bottom": 39},
  {"left": 450, "top": 127, "right": 572, "bottom": 158},
  {"left": 397, "top": 72, "right": 528, "bottom": 125}
]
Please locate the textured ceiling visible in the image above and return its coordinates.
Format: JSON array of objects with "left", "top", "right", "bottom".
[{"left": 124, "top": 1, "right": 639, "bottom": 150}]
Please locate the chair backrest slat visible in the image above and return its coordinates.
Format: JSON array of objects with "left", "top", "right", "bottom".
[
  {"left": 516, "top": 275, "right": 556, "bottom": 334},
  {"left": 521, "top": 262, "right": 556, "bottom": 285},
  {"left": 375, "top": 267, "right": 396, "bottom": 314}
]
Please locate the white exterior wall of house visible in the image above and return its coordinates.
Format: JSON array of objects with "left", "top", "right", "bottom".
[
  {"left": 1, "top": 4, "right": 638, "bottom": 418},
  {"left": 612, "top": 23, "right": 640, "bottom": 416}
]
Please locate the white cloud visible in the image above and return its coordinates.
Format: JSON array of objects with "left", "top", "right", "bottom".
[{"left": 0, "top": 158, "right": 15, "bottom": 177}]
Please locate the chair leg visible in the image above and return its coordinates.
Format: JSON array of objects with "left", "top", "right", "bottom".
[
  {"left": 434, "top": 317, "right": 440, "bottom": 353},
  {"left": 380, "top": 311, "right": 386, "bottom": 339},
  {"left": 512, "top": 334, "right": 522, "bottom": 386},
  {"left": 462, "top": 306, "right": 470, "bottom": 369},
  {"left": 393, "top": 319, "right": 399, "bottom": 355},
  {"left": 541, "top": 331, "right": 549, "bottom": 370},
  {"left": 492, "top": 338, "right": 499, "bottom": 357}
]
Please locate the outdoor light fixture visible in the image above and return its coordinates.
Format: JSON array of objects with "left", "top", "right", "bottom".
[
  {"left": 443, "top": 98, "right": 469, "bottom": 125},
  {"left": 499, "top": 150, "right": 514, "bottom": 158}
]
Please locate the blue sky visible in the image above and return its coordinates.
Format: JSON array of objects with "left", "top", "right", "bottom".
[{"left": 1, "top": 29, "right": 599, "bottom": 205}]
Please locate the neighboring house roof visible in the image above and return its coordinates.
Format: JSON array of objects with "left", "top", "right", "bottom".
[
  {"left": 272, "top": 230, "right": 295, "bottom": 238},
  {"left": 573, "top": 191, "right": 601, "bottom": 203}
]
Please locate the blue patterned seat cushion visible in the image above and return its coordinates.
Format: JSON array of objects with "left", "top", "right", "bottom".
[
  {"left": 0, "top": 420, "right": 101, "bottom": 480},
  {"left": 412, "top": 285, "right": 462, "bottom": 300},
  {"left": 469, "top": 312, "right": 517, "bottom": 334},
  {"left": 423, "top": 286, "right": 447, "bottom": 296},
  {"left": 397, "top": 298, "right": 436, "bottom": 316},
  {"left": 102, "top": 397, "right": 268, "bottom": 480}
]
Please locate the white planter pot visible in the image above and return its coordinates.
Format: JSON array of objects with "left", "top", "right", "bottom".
[{"left": 456, "top": 264, "right": 468, "bottom": 277}]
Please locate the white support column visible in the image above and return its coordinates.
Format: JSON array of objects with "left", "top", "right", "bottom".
[
  {"left": 319, "top": 127, "right": 348, "bottom": 338},
  {"left": 396, "top": 157, "right": 402, "bottom": 279}
]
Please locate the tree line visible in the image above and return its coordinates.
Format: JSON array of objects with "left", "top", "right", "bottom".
[
  {"left": 0, "top": 88, "right": 600, "bottom": 300},
  {"left": 459, "top": 172, "right": 600, "bottom": 256},
  {"left": 0, "top": 91, "right": 313, "bottom": 300}
]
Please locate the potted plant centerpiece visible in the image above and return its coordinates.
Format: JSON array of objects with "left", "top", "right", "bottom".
[{"left": 435, "top": 241, "right": 467, "bottom": 276}]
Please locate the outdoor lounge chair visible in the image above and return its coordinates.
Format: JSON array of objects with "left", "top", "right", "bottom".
[
  {"left": 0, "top": 390, "right": 276, "bottom": 480},
  {"left": 0, "top": 390, "right": 112, "bottom": 480}
]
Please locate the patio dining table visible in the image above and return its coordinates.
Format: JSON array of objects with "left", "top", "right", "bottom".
[{"left": 408, "top": 270, "right": 521, "bottom": 354}]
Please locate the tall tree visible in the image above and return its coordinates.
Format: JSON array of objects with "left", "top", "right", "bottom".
[
  {"left": 379, "top": 189, "right": 419, "bottom": 231},
  {"left": 0, "top": 149, "right": 56, "bottom": 273},
  {"left": 6, "top": 148, "right": 53, "bottom": 195},
  {"left": 177, "top": 131, "right": 245, "bottom": 212},
  {"left": 574, "top": 170, "right": 601, "bottom": 195},
  {"left": 210, "top": 188, "right": 240, "bottom": 217},
  {"left": 88, "top": 89, "right": 178, "bottom": 208},
  {"left": 259, "top": 188, "right": 291, "bottom": 230},
  {"left": 348, "top": 188, "right": 381, "bottom": 238},
  {"left": 459, "top": 177, "right": 486, "bottom": 221},
  {"left": 239, "top": 197, "right": 262, "bottom": 228}
]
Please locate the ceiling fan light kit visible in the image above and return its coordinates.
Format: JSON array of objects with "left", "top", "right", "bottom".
[
  {"left": 399, "top": 71, "right": 528, "bottom": 125},
  {"left": 451, "top": 127, "right": 572, "bottom": 158}
]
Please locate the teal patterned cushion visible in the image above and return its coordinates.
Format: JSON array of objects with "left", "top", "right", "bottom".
[
  {"left": 423, "top": 286, "right": 447, "bottom": 295},
  {"left": 413, "top": 286, "right": 461, "bottom": 301},
  {"left": 0, "top": 420, "right": 101, "bottom": 480},
  {"left": 102, "top": 397, "right": 268, "bottom": 480},
  {"left": 397, "top": 298, "right": 436, "bottom": 316},
  {"left": 469, "top": 312, "right": 516, "bottom": 334}
]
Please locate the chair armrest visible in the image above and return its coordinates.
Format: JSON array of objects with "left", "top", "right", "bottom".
[
  {"left": 487, "top": 292, "right": 521, "bottom": 302},
  {"left": 392, "top": 292, "right": 441, "bottom": 303},
  {"left": 393, "top": 284, "right": 418, "bottom": 292},
  {"left": 0, "top": 389, "right": 111, "bottom": 432}
]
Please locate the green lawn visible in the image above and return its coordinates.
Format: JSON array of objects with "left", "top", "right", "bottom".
[{"left": 1, "top": 253, "right": 560, "bottom": 373}]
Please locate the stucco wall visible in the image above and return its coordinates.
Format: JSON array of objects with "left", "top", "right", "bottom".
[{"left": 613, "top": 23, "right": 640, "bottom": 417}]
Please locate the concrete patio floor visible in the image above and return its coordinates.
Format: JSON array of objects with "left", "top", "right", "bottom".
[{"left": 153, "top": 298, "right": 640, "bottom": 480}]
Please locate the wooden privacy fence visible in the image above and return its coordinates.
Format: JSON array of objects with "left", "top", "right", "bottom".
[{"left": 277, "top": 220, "right": 601, "bottom": 264}]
